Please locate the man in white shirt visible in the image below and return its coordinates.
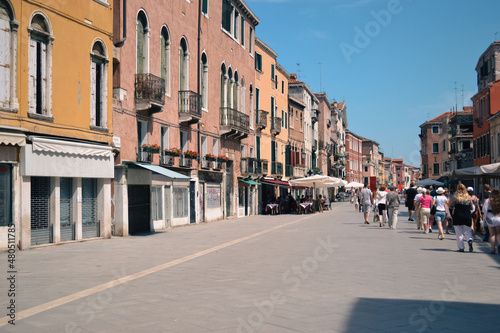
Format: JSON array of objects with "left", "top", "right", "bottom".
[{"left": 414, "top": 187, "right": 424, "bottom": 230}]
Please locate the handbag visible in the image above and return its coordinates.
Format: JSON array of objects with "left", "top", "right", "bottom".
[{"left": 430, "top": 205, "right": 436, "bottom": 215}]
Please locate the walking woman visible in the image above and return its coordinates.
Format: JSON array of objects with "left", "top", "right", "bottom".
[
  {"left": 481, "top": 188, "right": 500, "bottom": 254},
  {"left": 447, "top": 184, "right": 474, "bottom": 252},
  {"left": 434, "top": 187, "right": 447, "bottom": 240},
  {"left": 376, "top": 184, "right": 388, "bottom": 227},
  {"left": 419, "top": 189, "right": 434, "bottom": 234}
]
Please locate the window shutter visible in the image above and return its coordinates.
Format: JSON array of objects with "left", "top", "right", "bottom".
[
  {"left": 28, "top": 38, "right": 37, "bottom": 113},
  {"left": 0, "top": 16, "right": 10, "bottom": 107},
  {"left": 41, "top": 41, "right": 47, "bottom": 114},
  {"left": 90, "top": 60, "right": 96, "bottom": 126}
]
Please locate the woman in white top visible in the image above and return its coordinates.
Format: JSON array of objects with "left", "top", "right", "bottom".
[
  {"left": 482, "top": 188, "right": 500, "bottom": 254},
  {"left": 433, "top": 187, "right": 448, "bottom": 240},
  {"left": 376, "top": 184, "right": 388, "bottom": 227}
]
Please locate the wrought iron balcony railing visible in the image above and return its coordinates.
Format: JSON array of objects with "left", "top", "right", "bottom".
[
  {"left": 135, "top": 73, "right": 165, "bottom": 112},
  {"left": 220, "top": 107, "right": 250, "bottom": 137},
  {"left": 179, "top": 90, "right": 202, "bottom": 124},
  {"left": 271, "top": 117, "right": 282, "bottom": 135},
  {"left": 256, "top": 110, "right": 268, "bottom": 129}
]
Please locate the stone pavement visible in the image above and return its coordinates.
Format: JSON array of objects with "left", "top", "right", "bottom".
[{"left": 0, "top": 202, "right": 499, "bottom": 332}]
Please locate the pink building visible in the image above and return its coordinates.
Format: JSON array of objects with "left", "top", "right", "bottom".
[
  {"left": 345, "top": 130, "right": 363, "bottom": 183},
  {"left": 112, "top": 0, "right": 260, "bottom": 235}
]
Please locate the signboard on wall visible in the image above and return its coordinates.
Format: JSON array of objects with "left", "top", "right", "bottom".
[{"left": 206, "top": 184, "right": 221, "bottom": 207}]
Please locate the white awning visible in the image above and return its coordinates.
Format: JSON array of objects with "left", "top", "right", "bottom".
[
  {"left": 31, "top": 136, "right": 112, "bottom": 157},
  {"left": 0, "top": 131, "right": 26, "bottom": 147},
  {"left": 450, "top": 162, "right": 500, "bottom": 178}
]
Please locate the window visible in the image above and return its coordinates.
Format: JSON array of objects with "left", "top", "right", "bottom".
[
  {"left": 173, "top": 187, "right": 188, "bottom": 218},
  {"left": 255, "top": 52, "right": 262, "bottom": 71},
  {"left": 201, "top": 135, "right": 208, "bottom": 168},
  {"left": 161, "top": 126, "right": 169, "bottom": 151},
  {"left": 238, "top": 186, "right": 245, "bottom": 207},
  {"left": 90, "top": 40, "right": 108, "bottom": 128},
  {"left": 0, "top": 164, "right": 12, "bottom": 227},
  {"left": 432, "top": 143, "right": 439, "bottom": 153},
  {"left": 180, "top": 130, "right": 188, "bottom": 152},
  {"left": 160, "top": 26, "right": 171, "bottom": 95},
  {"left": 255, "top": 87, "right": 260, "bottom": 110},
  {"left": 281, "top": 80, "right": 284, "bottom": 94},
  {"left": 221, "top": 0, "right": 232, "bottom": 32},
  {"left": 152, "top": 186, "right": 163, "bottom": 221},
  {"left": 202, "top": 0, "right": 208, "bottom": 15},
  {"left": 271, "top": 64, "right": 275, "bottom": 80},
  {"left": 136, "top": 11, "right": 149, "bottom": 74},
  {"left": 249, "top": 27, "right": 253, "bottom": 53},
  {"left": 433, "top": 163, "right": 439, "bottom": 175},
  {"left": 28, "top": 13, "right": 53, "bottom": 117},
  {"left": 240, "top": 17, "right": 244, "bottom": 46},
  {"left": 200, "top": 52, "right": 208, "bottom": 109},
  {"left": 0, "top": 1, "right": 18, "bottom": 111},
  {"left": 432, "top": 126, "right": 439, "bottom": 134},
  {"left": 179, "top": 38, "right": 189, "bottom": 91},
  {"left": 233, "top": 10, "right": 239, "bottom": 40}
]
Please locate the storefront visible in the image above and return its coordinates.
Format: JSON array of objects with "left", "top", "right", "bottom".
[
  {"left": 238, "top": 179, "right": 260, "bottom": 217},
  {"left": 20, "top": 136, "right": 114, "bottom": 249}
]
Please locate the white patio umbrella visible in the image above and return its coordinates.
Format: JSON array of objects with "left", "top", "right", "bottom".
[
  {"left": 415, "top": 179, "right": 444, "bottom": 187},
  {"left": 289, "top": 175, "right": 343, "bottom": 198},
  {"left": 345, "top": 181, "right": 364, "bottom": 188}
]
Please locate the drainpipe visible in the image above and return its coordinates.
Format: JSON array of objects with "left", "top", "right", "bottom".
[
  {"left": 197, "top": 0, "right": 202, "bottom": 160},
  {"left": 114, "top": 0, "right": 127, "bottom": 47}
]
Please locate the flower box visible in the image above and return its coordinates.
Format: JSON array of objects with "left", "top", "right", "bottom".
[
  {"left": 141, "top": 144, "right": 161, "bottom": 153},
  {"left": 164, "top": 147, "right": 182, "bottom": 156}
]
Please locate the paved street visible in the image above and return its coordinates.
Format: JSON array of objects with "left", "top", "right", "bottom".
[{"left": 1, "top": 202, "right": 499, "bottom": 333}]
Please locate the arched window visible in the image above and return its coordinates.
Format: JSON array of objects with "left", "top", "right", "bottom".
[
  {"left": 200, "top": 52, "right": 208, "bottom": 109},
  {"left": 179, "top": 38, "right": 189, "bottom": 91},
  {"left": 233, "top": 71, "right": 239, "bottom": 110},
  {"left": 136, "top": 10, "right": 149, "bottom": 74},
  {"left": 240, "top": 77, "right": 245, "bottom": 115},
  {"left": 227, "top": 67, "right": 233, "bottom": 110},
  {"left": 90, "top": 40, "right": 108, "bottom": 128},
  {"left": 28, "top": 12, "right": 53, "bottom": 117},
  {"left": 0, "top": 0, "right": 18, "bottom": 111},
  {"left": 220, "top": 63, "right": 227, "bottom": 108},
  {"left": 249, "top": 84, "right": 254, "bottom": 129},
  {"left": 160, "top": 26, "right": 170, "bottom": 95}
]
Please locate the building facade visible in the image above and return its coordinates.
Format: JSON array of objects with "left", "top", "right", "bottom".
[
  {"left": 345, "top": 130, "right": 363, "bottom": 183},
  {"left": 0, "top": 0, "right": 115, "bottom": 249}
]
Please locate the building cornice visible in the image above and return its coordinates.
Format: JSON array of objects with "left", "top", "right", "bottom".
[
  {"left": 235, "top": 0, "right": 260, "bottom": 27},
  {"left": 255, "top": 37, "right": 277, "bottom": 59}
]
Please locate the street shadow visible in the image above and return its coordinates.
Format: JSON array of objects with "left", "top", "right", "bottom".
[{"left": 342, "top": 297, "right": 500, "bottom": 333}]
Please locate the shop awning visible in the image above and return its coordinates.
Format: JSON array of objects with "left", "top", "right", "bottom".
[
  {"left": 0, "top": 131, "right": 26, "bottom": 146},
  {"left": 260, "top": 179, "right": 290, "bottom": 188},
  {"left": 30, "top": 136, "right": 111, "bottom": 157},
  {"left": 239, "top": 179, "right": 261, "bottom": 185},
  {"left": 449, "top": 162, "right": 500, "bottom": 178},
  {"left": 131, "top": 163, "right": 190, "bottom": 180}
]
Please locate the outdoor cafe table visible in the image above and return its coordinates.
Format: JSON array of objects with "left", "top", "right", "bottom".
[{"left": 266, "top": 203, "right": 279, "bottom": 214}]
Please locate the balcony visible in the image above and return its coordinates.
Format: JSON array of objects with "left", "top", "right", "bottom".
[
  {"left": 160, "top": 153, "right": 175, "bottom": 166},
  {"left": 220, "top": 107, "right": 250, "bottom": 138},
  {"left": 271, "top": 117, "right": 282, "bottom": 135},
  {"left": 135, "top": 73, "right": 165, "bottom": 113},
  {"left": 271, "top": 161, "right": 283, "bottom": 176},
  {"left": 256, "top": 110, "right": 268, "bottom": 129},
  {"left": 137, "top": 146, "right": 155, "bottom": 163},
  {"left": 311, "top": 109, "right": 319, "bottom": 123},
  {"left": 242, "top": 158, "right": 266, "bottom": 176},
  {"left": 179, "top": 90, "right": 202, "bottom": 124},
  {"left": 179, "top": 155, "right": 193, "bottom": 168}
]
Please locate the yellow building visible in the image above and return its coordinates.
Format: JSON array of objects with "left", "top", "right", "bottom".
[
  {"left": 0, "top": 0, "right": 114, "bottom": 249},
  {"left": 254, "top": 38, "right": 290, "bottom": 202}
]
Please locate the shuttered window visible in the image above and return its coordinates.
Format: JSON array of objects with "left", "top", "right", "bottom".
[{"left": 0, "top": 5, "right": 10, "bottom": 108}]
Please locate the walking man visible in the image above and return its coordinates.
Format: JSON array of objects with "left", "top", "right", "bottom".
[
  {"left": 405, "top": 182, "right": 417, "bottom": 221},
  {"left": 361, "top": 183, "right": 372, "bottom": 224},
  {"left": 387, "top": 186, "right": 400, "bottom": 229}
]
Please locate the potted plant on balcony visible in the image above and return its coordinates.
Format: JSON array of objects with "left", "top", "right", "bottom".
[
  {"left": 205, "top": 153, "right": 217, "bottom": 161},
  {"left": 217, "top": 155, "right": 230, "bottom": 163},
  {"left": 141, "top": 144, "right": 161, "bottom": 153},
  {"left": 184, "top": 150, "right": 200, "bottom": 159},
  {"left": 165, "top": 147, "right": 182, "bottom": 156}
]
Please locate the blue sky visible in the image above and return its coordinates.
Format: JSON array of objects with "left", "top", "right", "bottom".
[{"left": 247, "top": 0, "right": 500, "bottom": 167}]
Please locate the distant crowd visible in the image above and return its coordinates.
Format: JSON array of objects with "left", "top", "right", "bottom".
[{"left": 352, "top": 182, "right": 500, "bottom": 254}]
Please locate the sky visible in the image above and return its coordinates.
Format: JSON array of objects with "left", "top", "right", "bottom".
[{"left": 246, "top": 0, "right": 500, "bottom": 167}]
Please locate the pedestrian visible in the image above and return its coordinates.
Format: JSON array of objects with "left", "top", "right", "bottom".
[
  {"left": 481, "top": 184, "right": 491, "bottom": 242},
  {"left": 360, "top": 183, "right": 372, "bottom": 224},
  {"left": 419, "top": 189, "right": 434, "bottom": 234},
  {"left": 467, "top": 187, "right": 481, "bottom": 236},
  {"left": 376, "top": 184, "right": 388, "bottom": 227},
  {"left": 318, "top": 194, "right": 324, "bottom": 213},
  {"left": 447, "top": 184, "right": 474, "bottom": 252},
  {"left": 414, "top": 187, "right": 424, "bottom": 230},
  {"left": 481, "top": 188, "right": 500, "bottom": 254},
  {"left": 434, "top": 187, "right": 447, "bottom": 240},
  {"left": 357, "top": 189, "right": 362, "bottom": 212},
  {"left": 405, "top": 182, "right": 417, "bottom": 222},
  {"left": 386, "top": 186, "right": 400, "bottom": 229},
  {"left": 371, "top": 186, "right": 380, "bottom": 224}
]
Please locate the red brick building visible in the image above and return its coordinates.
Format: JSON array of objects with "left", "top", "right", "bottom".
[
  {"left": 345, "top": 130, "right": 363, "bottom": 183},
  {"left": 471, "top": 41, "right": 500, "bottom": 166}
]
